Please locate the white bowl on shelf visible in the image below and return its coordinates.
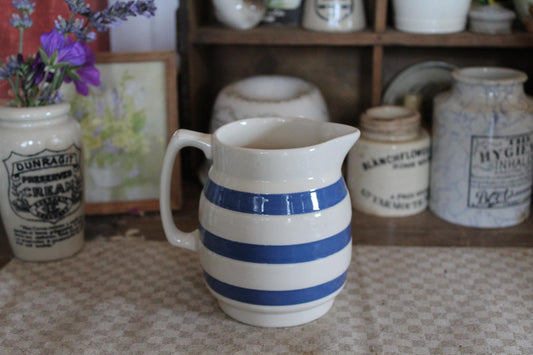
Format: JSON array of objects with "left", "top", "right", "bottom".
[
  {"left": 209, "top": 75, "right": 330, "bottom": 133},
  {"left": 211, "top": 0, "right": 267, "bottom": 30},
  {"left": 392, "top": 0, "right": 471, "bottom": 34}
]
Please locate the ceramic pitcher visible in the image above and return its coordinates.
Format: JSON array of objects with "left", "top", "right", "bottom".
[{"left": 159, "top": 117, "right": 360, "bottom": 327}]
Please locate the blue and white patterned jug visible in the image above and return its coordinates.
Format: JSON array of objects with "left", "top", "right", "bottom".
[{"left": 159, "top": 117, "right": 359, "bottom": 327}]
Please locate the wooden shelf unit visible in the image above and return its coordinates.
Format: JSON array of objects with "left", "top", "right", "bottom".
[
  {"left": 178, "top": 0, "right": 533, "bottom": 132},
  {"left": 175, "top": 0, "right": 533, "bottom": 239}
]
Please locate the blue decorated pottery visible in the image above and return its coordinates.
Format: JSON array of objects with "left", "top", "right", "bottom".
[
  {"left": 159, "top": 117, "right": 359, "bottom": 327},
  {"left": 430, "top": 67, "right": 533, "bottom": 228}
]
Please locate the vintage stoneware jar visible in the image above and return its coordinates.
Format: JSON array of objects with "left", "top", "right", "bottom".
[
  {"left": 302, "top": 0, "right": 366, "bottom": 32},
  {"left": 160, "top": 117, "right": 360, "bottom": 327},
  {"left": 430, "top": 67, "right": 533, "bottom": 228},
  {"left": 347, "top": 105, "right": 430, "bottom": 217},
  {"left": 0, "top": 103, "right": 85, "bottom": 261}
]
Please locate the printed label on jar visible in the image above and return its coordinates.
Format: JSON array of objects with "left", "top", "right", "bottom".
[
  {"left": 3, "top": 145, "right": 83, "bottom": 224},
  {"left": 314, "top": 0, "right": 353, "bottom": 21},
  {"left": 13, "top": 215, "right": 84, "bottom": 248},
  {"left": 360, "top": 188, "right": 428, "bottom": 212},
  {"left": 468, "top": 133, "right": 533, "bottom": 209},
  {"left": 361, "top": 146, "right": 431, "bottom": 171}
]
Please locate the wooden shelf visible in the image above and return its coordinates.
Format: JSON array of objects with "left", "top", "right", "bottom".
[
  {"left": 175, "top": 1, "right": 533, "bottom": 250},
  {"left": 190, "top": 26, "right": 533, "bottom": 48},
  {"left": 190, "top": 26, "right": 379, "bottom": 46},
  {"left": 380, "top": 28, "right": 533, "bottom": 48}
]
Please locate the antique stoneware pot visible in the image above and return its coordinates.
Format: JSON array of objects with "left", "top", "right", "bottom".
[
  {"left": 0, "top": 103, "right": 84, "bottom": 261},
  {"left": 430, "top": 67, "right": 533, "bottom": 228}
]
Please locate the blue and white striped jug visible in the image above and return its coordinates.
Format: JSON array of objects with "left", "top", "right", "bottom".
[{"left": 160, "top": 117, "right": 360, "bottom": 327}]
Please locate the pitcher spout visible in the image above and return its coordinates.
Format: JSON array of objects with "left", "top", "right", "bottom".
[{"left": 210, "top": 117, "right": 360, "bottom": 192}]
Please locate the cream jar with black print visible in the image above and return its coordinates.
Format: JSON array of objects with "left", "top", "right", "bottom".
[{"left": 347, "top": 105, "right": 430, "bottom": 217}]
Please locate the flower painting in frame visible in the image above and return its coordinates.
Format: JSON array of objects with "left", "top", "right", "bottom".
[{"left": 61, "top": 51, "right": 181, "bottom": 214}]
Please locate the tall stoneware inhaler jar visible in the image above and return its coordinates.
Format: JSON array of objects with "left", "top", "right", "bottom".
[
  {"left": 0, "top": 103, "right": 85, "bottom": 261},
  {"left": 430, "top": 67, "right": 533, "bottom": 228}
]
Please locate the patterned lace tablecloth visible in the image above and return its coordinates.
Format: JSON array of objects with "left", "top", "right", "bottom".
[{"left": 0, "top": 238, "right": 532, "bottom": 354}]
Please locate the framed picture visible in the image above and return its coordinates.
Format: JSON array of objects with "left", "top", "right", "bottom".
[{"left": 63, "top": 51, "right": 182, "bottom": 215}]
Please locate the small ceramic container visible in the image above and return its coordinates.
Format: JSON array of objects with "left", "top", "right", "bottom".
[
  {"left": 209, "top": 75, "right": 330, "bottom": 133},
  {"left": 302, "top": 0, "right": 366, "bottom": 32},
  {"left": 0, "top": 103, "right": 85, "bottom": 261},
  {"left": 347, "top": 106, "right": 430, "bottom": 217},
  {"left": 392, "top": 0, "right": 471, "bottom": 34},
  {"left": 469, "top": 5, "right": 516, "bottom": 34},
  {"left": 212, "top": 0, "right": 267, "bottom": 30}
]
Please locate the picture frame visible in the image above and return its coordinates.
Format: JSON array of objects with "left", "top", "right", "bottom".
[{"left": 64, "top": 51, "right": 182, "bottom": 215}]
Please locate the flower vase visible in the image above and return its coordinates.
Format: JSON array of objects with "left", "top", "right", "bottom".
[{"left": 0, "top": 103, "right": 85, "bottom": 261}]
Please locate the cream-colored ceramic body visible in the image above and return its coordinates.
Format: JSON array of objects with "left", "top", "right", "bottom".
[
  {"left": 392, "top": 0, "right": 470, "bottom": 33},
  {"left": 211, "top": 0, "right": 267, "bottom": 30},
  {"left": 302, "top": 0, "right": 366, "bottom": 32},
  {"left": 430, "top": 67, "right": 533, "bottom": 228},
  {"left": 209, "top": 75, "right": 330, "bottom": 133},
  {"left": 347, "top": 106, "right": 430, "bottom": 217},
  {"left": 160, "top": 117, "right": 360, "bottom": 327},
  {"left": 347, "top": 131, "right": 430, "bottom": 217},
  {"left": 0, "top": 103, "right": 84, "bottom": 261}
]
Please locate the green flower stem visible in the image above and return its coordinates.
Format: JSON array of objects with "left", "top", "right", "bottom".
[{"left": 18, "top": 28, "right": 24, "bottom": 54}]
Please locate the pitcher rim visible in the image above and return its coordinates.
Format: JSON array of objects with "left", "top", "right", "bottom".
[{"left": 213, "top": 116, "right": 359, "bottom": 153}]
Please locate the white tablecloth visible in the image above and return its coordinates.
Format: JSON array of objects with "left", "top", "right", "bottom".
[{"left": 1, "top": 238, "right": 532, "bottom": 354}]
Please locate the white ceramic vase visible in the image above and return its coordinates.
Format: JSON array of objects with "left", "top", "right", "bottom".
[
  {"left": 0, "top": 103, "right": 85, "bottom": 261},
  {"left": 392, "top": 0, "right": 471, "bottom": 34},
  {"left": 430, "top": 67, "right": 533, "bottom": 228}
]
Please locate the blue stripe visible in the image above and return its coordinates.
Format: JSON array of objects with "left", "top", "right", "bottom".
[
  {"left": 204, "top": 270, "right": 347, "bottom": 306},
  {"left": 200, "top": 224, "right": 351, "bottom": 264},
  {"left": 203, "top": 178, "right": 347, "bottom": 215}
]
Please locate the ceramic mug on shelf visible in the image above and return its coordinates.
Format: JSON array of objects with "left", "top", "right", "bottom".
[
  {"left": 302, "top": 0, "right": 366, "bottom": 32},
  {"left": 159, "top": 117, "right": 360, "bottom": 327}
]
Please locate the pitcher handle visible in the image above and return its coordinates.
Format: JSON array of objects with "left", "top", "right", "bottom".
[{"left": 160, "top": 129, "right": 212, "bottom": 252}]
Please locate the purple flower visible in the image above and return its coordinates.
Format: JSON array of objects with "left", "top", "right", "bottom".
[
  {"left": 128, "top": 168, "right": 140, "bottom": 179},
  {"left": 88, "top": 0, "right": 156, "bottom": 31},
  {"left": 95, "top": 99, "right": 105, "bottom": 117},
  {"left": 12, "top": 0, "right": 35, "bottom": 14},
  {"left": 10, "top": 13, "right": 33, "bottom": 29},
  {"left": 64, "top": 42, "right": 100, "bottom": 96},
  {"left": 64, "top": 0, "right": 91, "bottom": 15},
  {"left": 40, "top": 29, "right": 85, "bottom": 66},
  {"left": 0, "top": 55, "right": 20, "bottom": 79},
  {"left": 30, "top": 52, "right": 46, "bottom": 85},
  {"left": 102, "top": 140, "right": 120, "bottom": 154},
  {"left": 92, "top": 124, "right": 104, "bottom": 136}
]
